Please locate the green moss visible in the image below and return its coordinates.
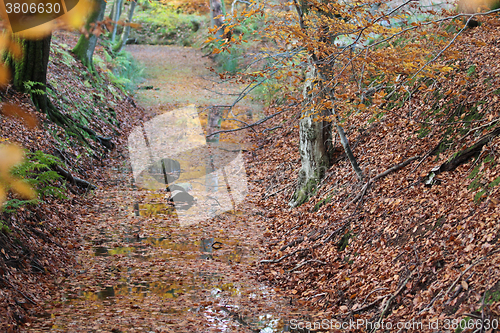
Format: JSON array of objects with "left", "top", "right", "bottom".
[
  {"left": 417, "top": 126, "right": 430, "bottom": 138},
  {"left": 338, "top": 230, "right": 352, "bottom": 251},
  {"left": 468, "top": 178, "right": 482, "bottom": 191},
  {"left": 291, "top": 170, "right": 323, "bottom": 207},
  {"left": 0, "top": 220, "right": 11, "bottom": 234},
  {"left": 466, "top": 65, "right": 477, "bottom": 77},
  {"left": 488, "top": 176, "right": 500, "bottom": 188},
  {"left": 474, "top": 189, "right": 486, "bottom": 203},
  {"left": 313, "top": 194, "right": 333, "bottom": 212},
  {"left": 484, "top": 155, "right": 495, "bottom": 164},
  {"left": 486, "top": 290, "right": 500, "bottom": 304},
  {"left": 468, "top": 166, "right": 480, "bottom": 179}
]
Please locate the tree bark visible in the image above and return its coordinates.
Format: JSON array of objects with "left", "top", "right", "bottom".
[
  {"left": 290, "top": 60, "right": 333, "bottom": 207},
  {"left": 210, "top": 0, "right": 224, "bottom": 38},
  {"left": 113, "top": 0, "right": 138, "bottom": 53},
  {"left": 73, "top": 0, "right": 107, "bottom": 70},
  {"left": 111, "top": 0, "right": 124, "bottom": 43},
  {"left": 8, "top": 35, "right": 52, "bottom": 112}
]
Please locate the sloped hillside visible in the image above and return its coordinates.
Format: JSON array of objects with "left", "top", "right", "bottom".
[
  {"left": 249, "top": 14, "right": 500, "bottom": 331},
  {"left": 0, "top": 31, "right": 146, "bottom": 332}
]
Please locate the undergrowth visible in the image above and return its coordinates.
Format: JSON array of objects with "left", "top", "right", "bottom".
[
  {"left": 130, "top": 0, "right": 208, "bottom": 46},
  {"left": 2, "top": 151, "right": 66, "bottom": 213}
]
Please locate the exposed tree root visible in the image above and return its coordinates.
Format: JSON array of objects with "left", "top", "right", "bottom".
[
  {"left": 43, "top": 98, "right": 115, "bottom": 153},
  {"left": 427, "top": 125, "right": 500, "bottom": 177},
  {"left": 52, "top": 165, "right": 96, "bottom": 191},
  {"left": 370, "top": 269, "right": 418, "bottom": 333}
]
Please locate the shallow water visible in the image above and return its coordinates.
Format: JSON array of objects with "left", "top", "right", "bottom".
[{"left": 30, "top": 45, "right": 306, "bottom": 333}]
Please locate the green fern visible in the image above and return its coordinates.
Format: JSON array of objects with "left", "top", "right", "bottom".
[
  {"left": 2, "top": 199, "right": 39, "bottom": 213},
  {"left": 23, "top": 81, "right": 46, "bottom": 96},
  {"left": 10, "top": 150, "right": 67, "bottom": 201}
]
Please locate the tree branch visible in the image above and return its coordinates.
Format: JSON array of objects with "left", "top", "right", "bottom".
[{"left": 206, "top": 110, "right": 285, "bottom": 138}]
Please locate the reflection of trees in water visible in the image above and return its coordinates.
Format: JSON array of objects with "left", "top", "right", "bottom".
[{"left": 93, "top": 272, "right": 234, "bottom": 301}]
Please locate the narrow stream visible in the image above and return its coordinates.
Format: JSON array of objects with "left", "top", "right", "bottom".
[{"left": 34, "top": 46, "right": 305, "bottom": 332}]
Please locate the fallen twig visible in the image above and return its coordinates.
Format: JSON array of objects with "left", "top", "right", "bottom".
[
  {"left": 428, "top": 126, "right": 500, "bottom": 178},
  {"left": 0, "top": 276, "right": 37, "bottom": 306},
  {"left": 288, "top": 259, "right": 326, "bottom": 273},
  {"left": 351, "top": 294, "right": 390, "bottom": 314},
  {"left": 261, "top": 125, "right": 283, "bottom": 134},
  {"left": 260, "top": 248, "right": 308, "bottom": 264},
  {"left": 371, "top": 269, "right": 417, "bottom": 333},
  {"left": 445, "top": 248, "right": 500, "bottom": 297},
  {"left": 344, "top": 156, "right": 420, "bottom": 209},
  {"left": 262, "top": 184, "right": 293, "bottom": 200}
]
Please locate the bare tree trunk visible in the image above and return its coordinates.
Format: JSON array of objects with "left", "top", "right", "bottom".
[
  {"left": 111, "top": 0, "right": 124, "bottom": 43},
  {"left": 210, "top": 0, "right": 224, "bottom": 38},
  {"left": 290, "top": 2, "right": 363, "bottom": 208},
  {"left": 290, "top": 60, "right": 333, "bottom": 207},
  {"left": 113, "top": 0, "right": 138, "bottom": 53}
]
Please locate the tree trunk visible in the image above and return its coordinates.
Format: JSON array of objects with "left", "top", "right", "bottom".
[
  {"left": 8, "top": 35, "right": 52, "bottom": 112},
  {"left": 210, "top": 0, "right": 224, "bottom": 38},
  {"left": 109, "top": 0, "right": 115, "bottom": 21},
  {"left": 113, "top": 0, "right": 138, "bottom": 53},
  {"left": 334, "top": 120, "right": 364, "bottom": 180},
  {"left": 73, "top": 0, "right": 107, "bottom": 70},
  {"left": 290, "top": 60, "right": 333, "bottom": 207},
  {"left": 111, "top": 0, "right": 124, "bottom": 43}
]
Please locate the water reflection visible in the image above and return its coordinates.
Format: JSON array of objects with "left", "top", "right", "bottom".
[
  {"left": 92, "top": 235, "right": 251, "bottom": 264},
  {"left": 79, "top": 271, "right": 231, "bottom": 301}
]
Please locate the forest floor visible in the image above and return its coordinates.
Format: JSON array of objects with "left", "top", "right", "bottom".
[
  {"left": 23, "top": 44, "right": 300, "bottom": 332},
  {"left": 2, "top": 13, "right": 500, "bottom": 333}
]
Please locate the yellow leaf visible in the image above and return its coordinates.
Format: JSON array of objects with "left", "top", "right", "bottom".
[
  {"left": 10, "top": 180, "right": 36, "bottom": 199},
  {"left": 59, "top": 0, "right": 94, "bottom": 30},
  {"left": 0, "top": 144, "right": 24, "bottom": 174},
  {"left": 1, "top": 103, "right": 38, "bottom": 129},
  {"left": 0, "top": 34, "right": 8, "bottom": 52},
  {"left": 8, "top": 41, "right": 22, "bottom": 59},
  {"left": 0, "top": 187, "right": 5, "bottom": 205},
  {"left": 0, "top": 64, "right": 10, "bottom": 86}
]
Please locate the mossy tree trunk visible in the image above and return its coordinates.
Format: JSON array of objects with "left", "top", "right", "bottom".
[
  {"left": 290, "top": 60, "right": 334, "bottom": 207},
  {"left": 73, "top": 0, "right": 107, "bottom": 70},
  {"left": 6, "top": 34, "right": 113, "bottom": 152},
  {"left": 9, "top": 35, "right": 52, "bottom": 112}
]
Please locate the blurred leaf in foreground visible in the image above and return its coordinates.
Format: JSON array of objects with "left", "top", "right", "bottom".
[{"left": 0, "top": 144, "right": 36, "bottom": 206}]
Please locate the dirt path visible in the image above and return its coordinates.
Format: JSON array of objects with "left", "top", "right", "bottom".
[
  {"left": 127, "top": 45, "right": 261, "bottom": 116},
  {"left": 27, "top": 46, "right": 294, "bottom": 332}
]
